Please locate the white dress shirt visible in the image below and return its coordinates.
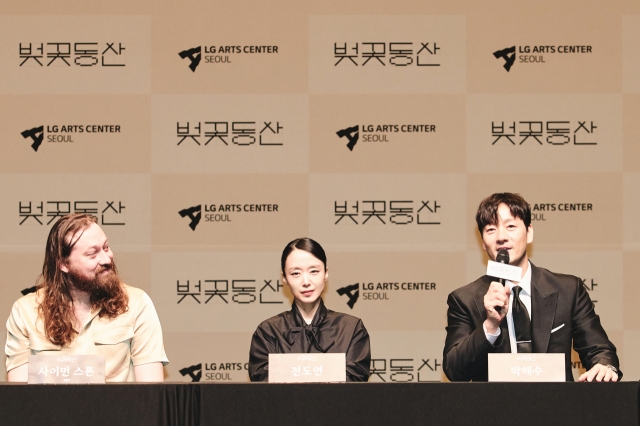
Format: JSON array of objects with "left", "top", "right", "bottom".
[{"left": 484, "top": 261, "right": 532, "bottom": 353}]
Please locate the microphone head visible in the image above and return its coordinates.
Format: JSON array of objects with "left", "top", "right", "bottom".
[{"left": 496, "top": 249, "right": 509, "bottom": 264}]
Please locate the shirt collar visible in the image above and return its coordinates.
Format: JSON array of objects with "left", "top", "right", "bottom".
[
  {"left": 507, "top": 260, "right": 531, "bottom": 295},
  {"left": 291, "top": 299, "right": 327, "bottom": 328}
]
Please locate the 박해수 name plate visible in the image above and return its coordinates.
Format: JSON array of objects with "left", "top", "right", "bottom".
[
  {"left": 269, "top": 353, "right": 346, "bottom": 383},
  {"left": 488, "top": 353, "right": 565, "bottom": 382},
  {"left": 28, "top": 354, "right": 106, "bottom": 384}
]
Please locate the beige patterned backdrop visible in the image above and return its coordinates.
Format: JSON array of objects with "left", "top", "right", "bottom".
[{"left": 1, "top": 0, "right": 638, "bottom": 383}]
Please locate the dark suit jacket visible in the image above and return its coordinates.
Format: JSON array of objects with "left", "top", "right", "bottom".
[{"left": 443, "top": 263, "right": 620, "bottom": 381}]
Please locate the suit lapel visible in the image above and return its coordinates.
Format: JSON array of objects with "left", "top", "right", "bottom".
[
  {"left": 473, "top": 277, "right": 491, "bottom": 323},
  {"left": 530, "top": 264, "right": 558, "bottom": 353}
]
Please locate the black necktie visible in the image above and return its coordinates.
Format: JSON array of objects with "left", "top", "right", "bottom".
[{"left": 512, "top": 286, "right": 532, "bottom": 353}]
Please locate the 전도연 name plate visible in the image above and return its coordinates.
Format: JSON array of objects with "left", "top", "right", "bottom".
[{"left": 268, "top": 353, "right": 346, "bottom": 383}]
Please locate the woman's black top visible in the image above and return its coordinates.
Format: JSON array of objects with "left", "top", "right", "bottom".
[{"left": 248, "top": 299, "right": 371, "bottom": 382}]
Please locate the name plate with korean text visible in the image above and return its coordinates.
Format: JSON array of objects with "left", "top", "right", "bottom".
[
  {"left": 486, "top": 261, "right": 522, "bottom": 282},
  {"left": 488, "top": 353, "right": 565, "bottom": 382},
  {"left": 28, "top": 354, "right": 106, "bottom": 384},
  {"left": 268, "top": 353, "right": 346, "bottom": 383}
]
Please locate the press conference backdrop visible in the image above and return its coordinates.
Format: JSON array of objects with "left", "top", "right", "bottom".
[{"left": 1, "top": 1, "right": 639, "bottom": 383}]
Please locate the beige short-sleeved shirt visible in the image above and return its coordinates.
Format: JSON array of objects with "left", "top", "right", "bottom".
[{"left": 5, "top": 284, "right": 169, "bottom": 382}]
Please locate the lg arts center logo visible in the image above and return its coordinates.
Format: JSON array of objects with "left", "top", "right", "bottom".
[
  {"left": 493, "top": 45, "right": 593, "bottom": 72},
  {"left": 493, "top": 46, "right": 517, "bottom": 72},
  {"left": 21, "top": 126, "right": 45, "bottom": 152},
  {"left": 530, "top": 202, "right": 594, "bottom": 222},
  {"left": 179, "top": 363, "right": 202, "bottom": 382},
  {"left": 178, "top": 47, "right": 201, "bottom": 72},
  {"left": 179, "top": 362, "right": 248, "bottom": 382},
  {"left": 336, "top": 124, "right": 436, "bottom": 151},
  {"left": 21, "top": 124, "right": 122, "bottom": 152},
  {"left": 179, "top": 203, "right": 279, "bottom": 230},
  {"left": 336, "top": 126, "right": 359, "bottom": 151},
  {"left": 336, "top": 281, "right": 437, "bottom": 309},
  {"left": 179, "top": 205, "right": 202, "bottom": 230},
  {"left": 178, "top": 45, "right": 279, "bottom": 72}
]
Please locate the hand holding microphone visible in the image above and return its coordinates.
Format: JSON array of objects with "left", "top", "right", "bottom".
[{"left": 483, "top": 249, "right": 511, "bottom": 334}]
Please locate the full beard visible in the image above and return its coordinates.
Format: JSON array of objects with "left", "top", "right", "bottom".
[{"left": 68, "top": 262, "right": 122, "bottom": 302}]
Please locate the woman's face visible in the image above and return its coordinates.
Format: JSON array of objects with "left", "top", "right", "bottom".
[{"left": 282, "top": 249, "right": 328, "bottom": 307}]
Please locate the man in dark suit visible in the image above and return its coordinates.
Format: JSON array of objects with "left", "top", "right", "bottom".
[{"left": 443, "top": 193, "right": 620, "bottom": 382}]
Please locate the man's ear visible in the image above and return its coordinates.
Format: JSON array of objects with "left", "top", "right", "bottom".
[
  {"left": 59, "top": 261, "right": 69, "bottom": 273},
  {"left": 527, "top": 224, "right": 534, "bottom": 244}
]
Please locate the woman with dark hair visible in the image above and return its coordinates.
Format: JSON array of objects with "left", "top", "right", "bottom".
[{"left": 248, "top": 238, "right": 371, "bottom": 382}]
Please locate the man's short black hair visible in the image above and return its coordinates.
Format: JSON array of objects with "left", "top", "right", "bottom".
[{"left": 475, "top": 193, "right": 531, "bottom": 233}]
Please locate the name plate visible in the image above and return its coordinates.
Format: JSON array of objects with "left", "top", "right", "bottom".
[
  {"left": 487, "top": 261, "right": 522, "bottom": 282},
  {"left": 28, "top": 354, "right": 106, "bottom": 384},
  {"left": 488, "top": 353, "right": 565, "bottom": 382},
  {"left": 268, "top": 353, "right": 346, "bottom": 383}
]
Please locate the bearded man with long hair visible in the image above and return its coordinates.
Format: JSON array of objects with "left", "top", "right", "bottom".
[{"left": 5, "top": 214, "right": 168, "bottom": 382}]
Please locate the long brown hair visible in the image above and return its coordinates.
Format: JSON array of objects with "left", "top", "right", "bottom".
[{"left": 38, "top": 214, "right": 128, "bottom": 346}]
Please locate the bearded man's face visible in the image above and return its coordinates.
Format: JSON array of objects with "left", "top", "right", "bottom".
[{"left": 61, "top": 223, "right": 121, "bottom": 298}]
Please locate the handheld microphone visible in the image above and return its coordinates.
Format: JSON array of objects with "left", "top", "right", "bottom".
[{"left": 496, "top": 249, "right": 510, "bottom": 286}]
